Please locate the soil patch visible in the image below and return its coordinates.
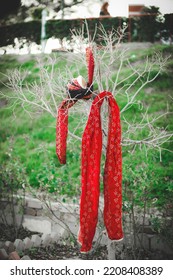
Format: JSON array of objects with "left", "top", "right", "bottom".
[
  {"left": 0, "top": 224, "right": 41, "bottom": 242},
  {"left": 1, "top": 224, "right": 172, "bottom": 260},
  {"left": 23, "top": 243, "right": 108, "bottom": 260}
]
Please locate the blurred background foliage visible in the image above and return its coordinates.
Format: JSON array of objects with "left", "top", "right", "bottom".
[
  {"left": 0, "top": 14, "right": 173, "bottom": 48},
  {"left": 0, "top": 1, "right": 173, "bottom": 48}
]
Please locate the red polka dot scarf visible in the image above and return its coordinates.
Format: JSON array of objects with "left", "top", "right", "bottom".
[{"left": 56, "top": 48, "right": 123, "bottom": 253}]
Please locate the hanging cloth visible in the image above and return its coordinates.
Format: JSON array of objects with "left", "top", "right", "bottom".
[
  {"left": 56, "top": 47, "right": 123, "bottom": 253},
  {"left": 56, "top": 99, "right": 77, "bottom": 164},
  {"left": 56, "top": 47, "right": 94, "bottom": 164},
  {"left": 78, "top": 91, "right": 123, "bottom": 253}
]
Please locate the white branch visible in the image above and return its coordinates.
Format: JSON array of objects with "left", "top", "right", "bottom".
[{"left": 0, "top": 23, "right": 172, "bottom": 159}]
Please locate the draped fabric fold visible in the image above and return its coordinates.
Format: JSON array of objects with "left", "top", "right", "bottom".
[{"left": 78, "top": 91, "right": 123, "bottom": 253}]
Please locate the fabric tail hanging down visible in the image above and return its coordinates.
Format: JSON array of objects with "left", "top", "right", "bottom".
[
  {"left": 78, "top": 91, "right": 123, "bottom": 253},
  {"left": 56, "top": 99, "right": 77, "bottom": 164},
  {"left": 56, "top": 46, "right": 94, "bottom": 163},
  {"left": 56, "top": 91, "right": 124, "bottom": 253},
  {"left": 56, "top": 47, "right": 123, "bottom": 253}
]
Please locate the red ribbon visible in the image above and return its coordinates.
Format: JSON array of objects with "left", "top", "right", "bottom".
[
  {"left": 56, "top": 99, "right": 77, "bottom": 164},
  {"left": 56, "top": 46, "right": 94, "bottom": 164},
  {"left": 86, "top": 46, "right": 94, "bottom": 86},
  {"left": 56, "top": 91, "right": 124, "bottom": 253},
  {"left": 56, "top": 47, "right": 123, "bottom": 253},
  {"left": 78, "top": 91, "right": 123, "bottom": 253}
]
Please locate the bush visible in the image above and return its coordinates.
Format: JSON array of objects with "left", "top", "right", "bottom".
[
  {"left": 0, "top": 155, "right": 28, "bottom": 239},
  {"left": 1, "top": 13, "right": 172, "bottom": 47}
]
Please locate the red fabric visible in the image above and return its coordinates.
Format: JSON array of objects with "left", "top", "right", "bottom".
[
  {"left": 56, "top": 99, "right": 77, "bottom": 164},
  {"left": 56, "top": 47, "right": 123, "bottom": 253},
  {"left": 56, "top": 46, "right": 94, "bottom": 163},
  {"left": 78, "top": 91, "right": 123, "bottom": 253},
  {"left": 86, "top": 47, "right": 94, "bottom": 86}
]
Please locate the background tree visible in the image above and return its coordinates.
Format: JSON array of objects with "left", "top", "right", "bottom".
[
  {"left": 0, "top": 0, "right": 85, "bottom": 22},
  {"left": 0, "top": 0, "right": 21, "bottom": 18},
  {"left": 138, "top": 6, "right": 163, "bottom": 42}
]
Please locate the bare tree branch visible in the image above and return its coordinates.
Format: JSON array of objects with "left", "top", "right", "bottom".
[{"left": 0, "top": 22, "right": 172, "bottom": 160}]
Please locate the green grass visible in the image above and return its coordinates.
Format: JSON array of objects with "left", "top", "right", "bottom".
[{"left": 0, "top": 45, "right": 173, "bottom": 206}]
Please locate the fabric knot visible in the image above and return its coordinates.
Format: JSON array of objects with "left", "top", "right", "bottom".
[{"left": 67, "top": 75, "right": 93, "bottom": 100}]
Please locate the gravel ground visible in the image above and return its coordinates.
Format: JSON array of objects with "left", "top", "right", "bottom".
[
  {"left": 0, "top": 224, "right": 108, "bottom": 259},
  {"left": 1, "top": 224, "right": 173, "bottom": 260},
  {"left": 24, "top": 243, "right": 108, "bottom": 260}
]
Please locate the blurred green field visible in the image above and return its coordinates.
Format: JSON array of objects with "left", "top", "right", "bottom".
[{"left": 0, "top": 44, "right": 173, "bottom": 208}]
